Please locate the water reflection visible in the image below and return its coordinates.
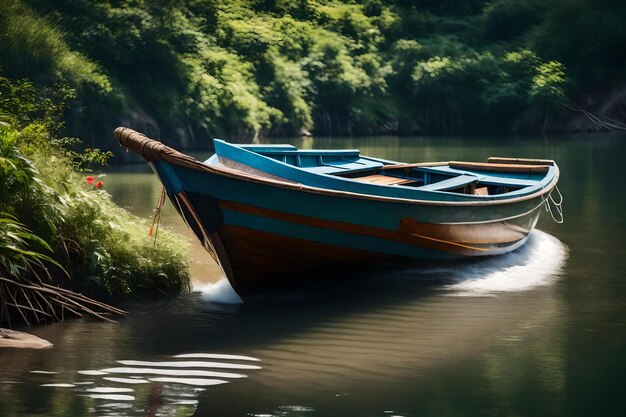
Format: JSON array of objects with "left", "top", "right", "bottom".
[
  {"left": 0, "top": 228, "right": 569, "bottom": 417},
  {"left": 30, "top": 351, "right": 262, "bottom": 416},
  {"left": 4, "top": 134, "right": 625, "bottom": 416}
]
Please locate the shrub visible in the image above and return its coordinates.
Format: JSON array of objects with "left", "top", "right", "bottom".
[{"left": 0, "top": 77, "right": 190, "bottom": 301}]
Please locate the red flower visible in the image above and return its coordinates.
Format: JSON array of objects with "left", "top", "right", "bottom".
[
  {"left": 96, "top": 181, "right": 103, "bottom": 189},
  {"left": 85, "top": 176, "right": 94, "bottom": 185}
]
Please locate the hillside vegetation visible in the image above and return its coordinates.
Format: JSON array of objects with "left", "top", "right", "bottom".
[{"left": 1, "top": 0, "right": 625, "bottom": 146}]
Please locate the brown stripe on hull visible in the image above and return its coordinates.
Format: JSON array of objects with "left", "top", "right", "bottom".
[
  {"left": 219, "top": 200, "right": 534, "bottom": 255},
  {"left": 216, "top": 225, "right": 407, "bottom": 295},
  {"left": 173, "top": 193, "right": 537, "bottom": 295},
  {"left": 398, "top": 218, "right": 531, "bottom": 246}
]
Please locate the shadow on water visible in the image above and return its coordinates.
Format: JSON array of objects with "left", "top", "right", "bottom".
[{"left": 0, "top": 229, "right": 569, "bottom": 417}]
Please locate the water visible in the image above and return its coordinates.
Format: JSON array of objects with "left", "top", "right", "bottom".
[{"left": 1, "top": 134, "right": 625, "bottom": 417}]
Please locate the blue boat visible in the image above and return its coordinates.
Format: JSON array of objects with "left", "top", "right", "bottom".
[{"left": 115, "top": 128, "right": 562, "bottom": 296}]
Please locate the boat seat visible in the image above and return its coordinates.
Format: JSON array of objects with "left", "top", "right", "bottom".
[
  {"left": 239, "top": 144, "right": 298, "bottom": 152},
  {"left": 449, "top": 161, "right": 550, "bottom": 173},
  {"left": 418, "top": 175, "right": 478, "bottom": 191},
  {"left": 305, "top": 159, "right": 383, "bottom": 175},
  {"left": 418, "top": 166, "right": 537, "bottom": 187},
  {"left": 305, "top": 165, "right": 348, "bottom": 175},
  {"left": 351, "top": 174, "right": 417, "bottom": 186},
  {"left": 477, "top": 176, "right": 536, "bottom": 187}
]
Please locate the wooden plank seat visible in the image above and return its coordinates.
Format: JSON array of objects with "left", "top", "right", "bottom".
[
  {"left": 449, "top": 161, "right": 551, "bottom": 173},
  {"left": 305, "top": 159, "right": 383, "bottom": 175},
  {"left": 239, "top": 144, "right": 298, "bottom": 152},
  {"left": 418, "top": 166, "right": 538, "bottom": 187},
  {"left": 487, "top": 156, "right": 555, "bottom": 166},
  {"left": 418, "top": 175, "right": 478, "bottom": 191},
  {"left": 479, "top": 176, "right": 535, "bottom": 187},
  {"left": 352, "top": 174, "right": 418, "bottom": 186},
  {"left": 379, "top": 161, "right": 450, "bottom": 170},
  {"left": 306, "top": 164, "right": 375, "bottom": 175}
]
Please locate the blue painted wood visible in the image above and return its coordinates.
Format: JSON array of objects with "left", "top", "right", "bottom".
[
  {"left": 246, "top": 149, "right": 361, "bottom": 156},
  {"left": 304, "top": 160, "right": 382, "bottom": 174},
  {"left": 116, "top": 127, "right": 558, "bottom": 295},
  {"left": 221, "top": 209, "right": 452, "bottom": 260},
  {"left": 238, "top": 144, "right": 297, "bottom": 152},
  {"left": 417, "top": 175, "right": 478, "bottom": 191},
  {"left": 151, "top": 159, "right": 545, "bottom": 262},
  {"left": 153, "top": 160, "right": 544, "bottom": 227},
  {"left": 211, "top": 140, "right": 557, "bottom": 202}
]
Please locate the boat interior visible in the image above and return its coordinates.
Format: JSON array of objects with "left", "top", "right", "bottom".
[{"left": 233, "top": 144, "right": 554, "bottom": 197}]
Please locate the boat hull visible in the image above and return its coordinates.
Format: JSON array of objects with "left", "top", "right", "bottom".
[
  {"left": 113, "top": 126, "right": 557, "bottom": 297},
  {"left": 156, "top": 161, "right": 544, "bottom": 296}
]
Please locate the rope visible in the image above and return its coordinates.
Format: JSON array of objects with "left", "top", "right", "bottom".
[
  {"left": 543, "top": 185, "right": 564, "bottom": 224},
  {"left": 149, "top": 187, "right": 167, "bottom": 247}
]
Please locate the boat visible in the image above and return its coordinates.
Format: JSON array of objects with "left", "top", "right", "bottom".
[{"left": 114, "top": 127, "right": 563, "bottom": 296}]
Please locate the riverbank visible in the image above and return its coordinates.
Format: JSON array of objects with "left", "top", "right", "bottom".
[{"left": 0, "top": 77, "right": 190, "bottom": 328}]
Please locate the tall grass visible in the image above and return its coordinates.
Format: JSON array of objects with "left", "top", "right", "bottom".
[
  {"left": 0, "top": 76, "right": 190, "bottom": 326},
  {"left": 0, "top": 0, "right": 111, "bottom": 93}
]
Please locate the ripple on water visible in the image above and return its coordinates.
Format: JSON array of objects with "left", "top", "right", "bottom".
[
  {"left": 94, "top": 402, "right": 133, "bottom": 409},
  {"left": 102, "top": 377, "right": 150, "bottom": 384},
  {"left": 78, "top": 370, "right": 108, "bottom": 376},
  {"left": 117, "top": 359, "right": 262, "bottom": 370},
  {"left": 174, "top": 353, "right": 261, "bottom": 361},
  {"left": 403, "top": 230, "right": 567, "bottom": 296},
  {"left": 86, "top": 387, "right": 134, "bottom": 393},
  {"left": 99, "top": 367, "right": 247, "bottom": 379},
  {"left": 147, "top": 377, "right": 229, "bottom": 387},
  {"left": 88, "top": 394, "right": 135, "bottom": 401},
  {"left": 32, "top": 351, "right": 262, "bottom": 416}
]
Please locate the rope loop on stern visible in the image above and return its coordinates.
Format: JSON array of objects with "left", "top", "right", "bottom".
[{"left": 544, "top": 185, "right": 564, "bottom": 224}]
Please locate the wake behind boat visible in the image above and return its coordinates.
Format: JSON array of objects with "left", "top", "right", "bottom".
[{"left": 114, "top": 128, "right": 562, "bottom": 296}]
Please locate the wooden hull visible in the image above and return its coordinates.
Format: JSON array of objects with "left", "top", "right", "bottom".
[
  {"left": 161, "top": 163, "right": 543, "bottom": 296},
  {"left": 113, "top": 127, "right": 558, "bottom": 297}
]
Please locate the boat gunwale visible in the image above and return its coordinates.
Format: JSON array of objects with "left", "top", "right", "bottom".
[
  {"left": 114, "top": 127, "right": 560, "bottom": 207},
  {"left": 211, "top": 138, "right": 556, "bottom": 200}
]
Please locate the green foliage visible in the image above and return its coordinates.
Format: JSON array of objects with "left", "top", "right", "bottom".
[
  {"left": 531, "top": 0, "right": 626, "bottom": 87},
  {"left": 530, "top": 61, "right": 567, "bottom": 109},
  {"left": 405, "top": 48, "right": 567, "bottom": 131},
  {"left": 55, "top": 184, "right": 190, "bottom": 295},
  {"left": 2, "top": 0, "right": 624, "bottom": 137},
  {"left": 0, "top": 78, "right": 190, "bottom": 297},
  {"left": 0, "top": 0, "right": 111, "bottom": 94},
  {"left": 0, "top": 212, "right": 62, "bottom": 284}
]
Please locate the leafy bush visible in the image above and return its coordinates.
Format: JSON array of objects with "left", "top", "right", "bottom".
[
  {"left": 1, "top": 0, "right": 623, "bottom": 138},
  {"left": 0, "top": 0, "right": 111, "bottom": 93},
  {"left": 0, "top": 77, "right": 190, "bottom": 298}
]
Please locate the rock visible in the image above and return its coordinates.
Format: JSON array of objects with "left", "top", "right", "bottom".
[{"left": 0, "top": 328, "right": 53, "bottom": 349}]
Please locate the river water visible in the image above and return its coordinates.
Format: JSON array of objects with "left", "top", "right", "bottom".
[{"left": 1, "top": 134, "right": 625, "bottom": 417}]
